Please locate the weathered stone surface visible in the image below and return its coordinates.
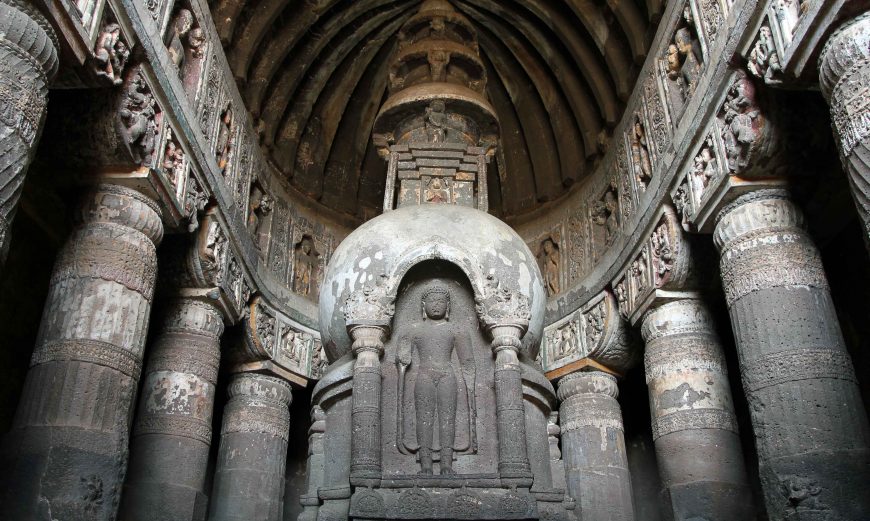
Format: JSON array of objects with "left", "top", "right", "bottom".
[
  {"left": 0, "top": 184, "right": 163, "bottom": 520},
  {"left": 120, "top": 297, "right": 224, "bottom": 521},
  {"left": 641, "top": 298, "right": 754, "bottom": 521},
  {"left": 557, "top": 371, "right": 634, "bottom": 521},
  {"left": 209, "top": 372, "right": 293, "bottom": 521},
  {"left": 715, "top": 189, "right": 870, "bottom": 520}
]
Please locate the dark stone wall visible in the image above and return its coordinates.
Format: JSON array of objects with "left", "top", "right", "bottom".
[
  {"left": 284, "top": 385, "right": 313, "bottom": 521},
  {"left": 0, "top": 212, "right": 55, "bottom": 431}
]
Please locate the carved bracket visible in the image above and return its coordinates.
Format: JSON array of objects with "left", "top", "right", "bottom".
[
  {"left": 540, "top": 289, "right": 637, "bottom": 377},
  {"left": 237, "top": 295, "right": 321, "bottom": 385},
  {"left": 671, "top": 70, "right": 787, "bottom": 232},
  {"left": 611, "top": 206, "right": 697, "bottom": 325}
]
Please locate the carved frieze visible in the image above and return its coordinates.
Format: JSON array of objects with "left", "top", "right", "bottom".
[
  {"left": 566, "top": 213, "right": 588, "bottom": 286},
  {"left": 541, "top": 290, "right": 635, "bottom": 374},
  {"left": 242, "top": 295, "right": 321, "bottom": 379},
  {"left": 215, "top": 100, "right": 236, "bottom": 179},
  {"left": 671, "top": 70, "right": 784, "bottom": 232},
  {"left": 198, "top": 54, "right": 221, "bottom": 143},
  {"left": 268, "top": 200, "right": 291, "bottom": 279}
]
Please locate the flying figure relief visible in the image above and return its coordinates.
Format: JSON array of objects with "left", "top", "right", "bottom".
[{"left": 396, "top": 284, "right": 476, "bottom": 475}]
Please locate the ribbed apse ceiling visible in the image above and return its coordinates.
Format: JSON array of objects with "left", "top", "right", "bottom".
[{"left": 209, "top": 0, "right": 663, "bottom": 220}]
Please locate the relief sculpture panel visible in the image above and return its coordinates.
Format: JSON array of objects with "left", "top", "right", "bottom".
[{"left": 381, "top": 266, "right": 498, "bottom": 478}]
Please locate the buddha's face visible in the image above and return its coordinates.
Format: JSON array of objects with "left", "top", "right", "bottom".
[{"left": 423, "top": 292, "right": 449, "bottom": 319}]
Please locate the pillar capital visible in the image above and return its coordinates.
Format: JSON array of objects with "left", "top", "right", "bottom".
[
  {"left": 640, "top": 297, "right": 715, "bottom": 344},
  {"left": 210, "top": 371, "right": 293, "bottom": 521},
  {"left": 713, "top": 189, "right": 804, "bottom": 250},
  {"left": 556, "top": 370, "right": 619, "bottom": 402},
  {"left": 77, "top": 183, "right": 165, "bottom": 245},
  {"left": 819, "top": 12, "right": 870, "bottom": 106}
]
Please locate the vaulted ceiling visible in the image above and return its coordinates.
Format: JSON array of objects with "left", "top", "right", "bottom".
[{"left": 209, "top": 0, "right": 663, "bottom": 220}]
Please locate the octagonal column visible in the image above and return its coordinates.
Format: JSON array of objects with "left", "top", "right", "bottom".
[
  {"left": 641, "top": 298, "right": 753, "bottom": 521},
  {"left": 0, "top": 0, "right": 58, "bottom": 264},
  {"left": 0, "top": 183, "right": 163, "bottom": 520},
  {"left": 714, "top": 189, "right": 870, "bottom": 519},
  {"left": 209, "top": 372, "right": 293, "bottom": 521},
  {"left": 557, "top": 371, "right": 634, "bottom": 521},
  {"left": 120, "top": 297, "right": 224, "bottom": 521},
  {"left": 819, "top": 12, "right": 870, "bottom": 248}
]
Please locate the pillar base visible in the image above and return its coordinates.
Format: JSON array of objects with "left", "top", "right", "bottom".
[
  {"left": 119, "top": 482, "right": 208, "bottom": 521},
  {"left": 660, "top": 481, "right": 755, "bottom": 521}
]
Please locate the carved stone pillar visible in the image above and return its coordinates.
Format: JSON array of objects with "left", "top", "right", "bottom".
[
  {"left": 714, "top": 189, "right": 870, "bottom": 519},
  {"left": 348, "top": 324, "right": 386, "bottom": 482},
  {"left": 557, "top": 371, "right": 634, "bottom": 521},
  {"left": 641, "top": 298, "right": 753, "bottom": 521},
  {"left": 120, "top": 298, "right": 224, "bottom": 521},
  {"left": 209, "top": 372, "right": 293, "bottom": 521},
  {"left": 296, "top": 406, "right": 326, "bottom": 521},
  {"left": 0, "top": 0, "right": 58, "bottom": 263},
  {"left": 0, "top": 183, "right": 163, "bottom": 520},
  {"left": 490, "top": 324, "right": 533, "bottom": 481},
  {"left": 342, "top": 284, "right": 393, "bottom": 484},
  {"left": 819, "top": 13, "right": 870, "bottom": 247}
]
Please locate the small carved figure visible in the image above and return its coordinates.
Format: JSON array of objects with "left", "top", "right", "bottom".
[
  {"left": 537, "top": 238, "right": 560, "bottom": 296},
  {"left": 556, "top": 326, "right": 576, "bottom": 359},
  {"left": 293, "top": 236, "right": 321, "bottom": 296},
  {"left": 428, "top": 49, "right": 450, "bottom": 83},
  {"left": 167, "top": 9, "right": 194, "bottom": 67},
  {"left": 246, "top": 184, "right": 273, "bottom": 243},
  {"left": 202, "top": 219, "right": 226, "bottom": 281},
  {"left": 425, "top": 177, "right": 450, "bottom": 203},
  {"left": 187, "top": 27, "right": 206, "bottom": 59},
  {"left": 424, "top": 100, "right": 448, "bottom": 143},
  {"left": 94, "top": 23, "right": 129, "bottom": 85},
  {"left": 120, "top": 74, "right": 158, "bottom": 164},
  {"left": 396, "top": 285, "right": 474, "bottom": 475},
  {"left": 690, "top": 143, "right": 715, "bottom": 203},
  {"left": 630, "top": 118, "right": 653, "bottom": 190},
  {"left": 215, "top": 106, "right": 234, "bottom": 174},
  {"left": 721, "top": 76, "right": 759, "bottom": 172},
  {"left": 748, "top": 25, "right": 781, "bottom": 83},
  {"left": 162, "top": 137, "right": 185, "bottom": 190},
  {"left": 673, "top": 27, "right": 702, "bottom": 98},
  {"left": 651, "top": 223, "right": 674, "bottom": 282},
  {"left": 666, "top": 44, "right": 681, "bottom": 81},
  {"left": 310, "top": 342, "right": 328, "bottom": 378},
  {"left": 773, "top": 0, "right": 801, "bottom": 40}
]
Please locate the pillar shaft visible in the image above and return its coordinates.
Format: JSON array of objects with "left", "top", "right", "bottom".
[
  {"left": 714, "top": 189, "right": 870, "bottom": 520},
  {"left": 492, "top": 326, "right": 532, "bottom": 481},
  {"left": 557, "top": 371, "right": 634, "bottom": 521},
  {"left": 296, "top": 406, "right": 326, "bottom": 521},
  {"left": 0, "top": 183, "right": 163, "bottom": 520},
  {"left": 121, "top": 298, "right": 224, "bottom": 521},
  {"left": 209, "top": 372, "right": 292, "bottom": 521},
  {"left": 641, "top": 298, "right": 753, "bottom": 521},
  {"left": 819, "top": 12, "right": 870, "bottom": 249},
  {"left": 349, "top": 325, "right": 385, "bottom": 482},
  {"left": 0, "top": 0, "right": 58, "bottom": 263}
]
